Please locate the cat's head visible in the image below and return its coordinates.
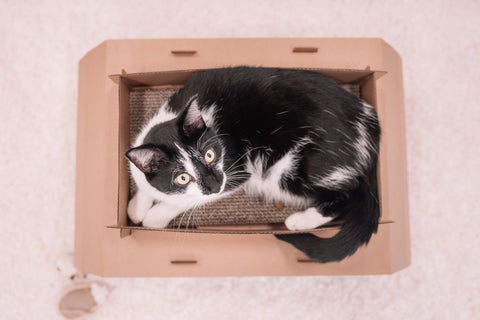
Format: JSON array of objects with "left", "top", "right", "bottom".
[{"left": 126, "top": 98, "right": 226, "bottom": 206}]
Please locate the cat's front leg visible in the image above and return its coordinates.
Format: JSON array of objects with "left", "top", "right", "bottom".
[
  {"left": 141, "top": 202, "right": 185, "bottom": 228},
  {"left": 285, "top": 207, "right": 334, "bottom": 230},
  {"left": 127, "top": 190, "right": 154, "bottom": 224}
]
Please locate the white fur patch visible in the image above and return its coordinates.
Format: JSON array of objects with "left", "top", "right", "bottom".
[
  {"left": 128, "top": 101, "right": 186, "bottom": 211},
  {"left": 362, "top": 101, "right": 377, "bottom": 119},
  {"left": 201, "top": 104, "right": 217, "bottom": 128},
  {"left": 133, "top": 101, "right": 177, "bottom": 147},
  {"left": 351, "top": 102, "right": 377, "bottom": 171},
  {"left": 129, "top": 148, "right": 157, "bottom": 170},
  {"left": 243, "top": 138, "right": 313, "bottom": 207},
  {"left": 141, "top": 201, "right": 186, "bottom": 228},
  {"left": 127, "top": 190, "right": 154, "bottom": 224},
  {"left": 285, "top": 207, "right": 334, "bottom": 230},
  {"left": 314, "top": 101, "right": 377, "bottom": 189},
  {"left": 315, "top": 166, "right": 357, "bottom": 189},
  {"left": 175, "top": 144, "right": 198, "bottom": 180},
  {"left": 184, "top": 98, "right": 203, "bottom": 127},
  {"left": 352, "top": 121, "right": 373, "bottom": 170}
]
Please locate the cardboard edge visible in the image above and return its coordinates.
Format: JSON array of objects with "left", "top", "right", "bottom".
[
  {"left": 380, "top": 40, "right": 411, "bottom": 272},
  {"left": 109, "top": 68, "right": 388, "bottom": 83},
  {"left": 74, "top": 42, "right": 109, "bottom": 275},
  {"left": 106, "top": 220, "right": 394, "bottom": 235}
]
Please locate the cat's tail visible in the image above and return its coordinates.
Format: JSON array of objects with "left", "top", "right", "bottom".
[{"left": 275, "top": 166, "right": 380, "bottom": 263}]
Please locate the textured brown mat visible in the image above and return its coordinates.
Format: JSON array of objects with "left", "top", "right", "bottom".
[{"left": 128, "top": 83, "right": 360, "bottom": 226}]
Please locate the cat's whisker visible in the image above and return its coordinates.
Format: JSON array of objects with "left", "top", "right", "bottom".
[
  {"left": 225, "top": 164, "right": 247, "bottom": 174},
  {"left": 226, "top": 176, "right": 251, "bottom": 185},
  {"left": 224, "top": 146, "right": 267, "bottom": 173},
  {"left": 181, "top": 205, "right": 197, "bottom": 242},
  {"left": 199, "top": 204, "right": 206, "bottom": 227},
  {"left": 193, "top": 202, "right": 204, "bottom": 229},
  {"left": 196, "top": 129, "right": 209, "bottom": 150},
  {"left": 172, "top": 208, "right": 191, "bottom": 243},
  {"left": 227, "top": 172, "right": 251, "bottom": 178},
  {"left": 227, "top": 176, "right": 251, "bottom": 183},
  {"left": 177, "top": 209, "right": 189, "bottom": 232},
  {"left": 226, "top": 169, "right": 251, "bottom": 177},
  {"left": 189, "top": 202, "right": 202, "bottom": 230},
  {"left": 269, "top": 126, "right": 284, "bottom": 135},
  {"left": 227, "top": 173, "right": 251, "bottom": 178},
  {"left": 186, "top": 208, "right": 194, "bottom": 232},
  {"left": 200, "top": 133, "right": 230, "bottom": 149},
  {"left": 225, "top": 167, "right": 245, "bottom": 176},
  {"left": 197, "top": 203, "right": 205, "bottom": 228}
]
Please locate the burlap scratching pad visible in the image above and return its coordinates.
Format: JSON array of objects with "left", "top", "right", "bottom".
[{"left": 129, "top": 83, "right": 360, "bottom": 227}]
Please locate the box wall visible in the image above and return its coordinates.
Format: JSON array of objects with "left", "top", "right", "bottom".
[
  {"left": 74, "top": 43, "right": 109, "bottom": 274},
  {"left": 103, "top": 38, "right": 385, "bottom": 75},
  {"left": 378, "top": 41, "right": 411, "bottom": 271},
  {"left": 99, "top": 223, "right": 394, "bottom": 277}
]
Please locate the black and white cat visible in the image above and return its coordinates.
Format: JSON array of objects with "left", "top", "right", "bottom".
[{"left": 126, "top": 67, "right": 380, "bottom": 263}]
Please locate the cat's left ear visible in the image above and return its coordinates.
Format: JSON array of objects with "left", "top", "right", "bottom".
[
  {"left": 181, "top": 98, "right": 205, "bottom": 136},
  {"left": 125, "top": 145, "right": 167, "bottom": 174}
]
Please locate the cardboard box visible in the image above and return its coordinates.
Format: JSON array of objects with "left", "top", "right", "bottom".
[{"left": 75, "top": 38, "right": 410, "bottom": 276}]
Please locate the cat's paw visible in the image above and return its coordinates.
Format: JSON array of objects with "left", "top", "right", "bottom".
[
  {"left": 127, "top": 191, "right": 154, "bottom": 224},
  {"left": 285, "top": 208, "right": 333, "bottom": 230},
  {"left": 141, "top": 213, "right": 172, "bottom": 228},
  {"left": 141, "top": 202, "right": 184, "bottom": 228}
]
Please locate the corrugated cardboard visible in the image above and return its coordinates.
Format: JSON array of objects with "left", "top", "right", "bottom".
[{"left": 75, "top": 38, "right": 410, "bottom": 276}]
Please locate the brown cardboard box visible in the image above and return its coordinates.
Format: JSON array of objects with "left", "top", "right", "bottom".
[{"left": 75, "top": 38, "right": 410, "bottom": 276}]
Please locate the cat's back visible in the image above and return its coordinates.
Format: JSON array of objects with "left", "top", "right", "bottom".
[
  {"left": 167, "top": 67, "right": 377, "bottom": 155},
  {"left": 188, "top": 66, "right": 345, "bottom": 100},
  {"left": 172, "top": 67, "right": 361, "bottom": 117}
]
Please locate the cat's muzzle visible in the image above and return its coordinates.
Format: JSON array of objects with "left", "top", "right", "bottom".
[{"left": 201, "top": 174, "right": 223, "bottom": 195}]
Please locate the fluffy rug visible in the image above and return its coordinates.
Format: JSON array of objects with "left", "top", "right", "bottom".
[{"left": 1, "top": 0, "right": 479, "bottom": 319}]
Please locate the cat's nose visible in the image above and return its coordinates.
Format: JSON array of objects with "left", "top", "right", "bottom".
[{"left": 202, "top": 175, "right": 222, "bottom": 194}]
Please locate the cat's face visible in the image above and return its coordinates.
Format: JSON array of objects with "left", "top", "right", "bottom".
[{"left": 126, "top": 99, "right": 227, "bottom": 205}]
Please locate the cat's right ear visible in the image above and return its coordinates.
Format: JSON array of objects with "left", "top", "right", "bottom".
[
  {"left": 125, "top": 145, "right": 167, "bottom": 174},
  {"left": 181, "top": 97, "right": 205, "bottom": 137}
]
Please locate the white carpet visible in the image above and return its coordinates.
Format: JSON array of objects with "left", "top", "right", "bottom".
[{"left": 1, "top": 0, "right": 479, "bottom": 319}]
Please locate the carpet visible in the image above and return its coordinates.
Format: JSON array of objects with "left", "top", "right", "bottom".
[{"left": 1, "top": 0, "right": 479, "bottom": 319}]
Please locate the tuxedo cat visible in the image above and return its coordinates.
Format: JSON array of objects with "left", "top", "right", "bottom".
[{"left": 126, "top": 67, "right": 380, "bottom": 263}]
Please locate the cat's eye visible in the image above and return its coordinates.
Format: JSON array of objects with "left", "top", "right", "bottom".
[
  {"left": 175, "top": 173, "right": 191, "bottom": 185},
  {"left": 205, "top": 149, "right": 215, "bottom": 163}
]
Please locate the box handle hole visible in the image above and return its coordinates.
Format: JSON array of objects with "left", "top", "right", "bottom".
[
  {"left": 171, "top": 50, "right": 197, "bottom": 55},
  {"left": 170, "top": 260, "right": 198, "bottom": 264},
  {"left": 292, "top": 47, "right": 318, "bottom": 53}
]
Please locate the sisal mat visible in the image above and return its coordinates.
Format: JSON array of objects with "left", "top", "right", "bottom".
[{"left": 128, "top": 83, "right": 360, "bottom": 227}]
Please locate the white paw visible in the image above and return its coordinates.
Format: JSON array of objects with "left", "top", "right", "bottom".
[
  {"left": 141, "top": 202, "right": 184, "bottom": 228},
  {"left": 127, "top": 191, "right": 154, "bottom": 224},
  {"left": 142, "top": 212, "right": 173, "bottom": 228},
  {"left": 285, "top": 207, "right": 334, "bottom": 231}
]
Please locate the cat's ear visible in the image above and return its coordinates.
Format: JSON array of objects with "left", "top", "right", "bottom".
[
  {"left": 125, "top": 145, "right": 167, "bottom": 174},
  {"left": 182, "top": 98, "right": 205, "bottom": 136}
]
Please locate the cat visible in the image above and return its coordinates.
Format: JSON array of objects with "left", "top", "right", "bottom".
[{"left": 126, "top": 66, "right": 380, "bottom": 263}]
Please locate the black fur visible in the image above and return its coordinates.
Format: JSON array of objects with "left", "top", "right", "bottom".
[{"left": 275, "top": 164, "right": 380, "bottom": 263}]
